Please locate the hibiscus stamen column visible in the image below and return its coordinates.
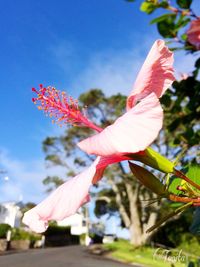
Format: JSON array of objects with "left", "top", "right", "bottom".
[{"left": 32, "top": 84, "right": 103, "bottom": 133}]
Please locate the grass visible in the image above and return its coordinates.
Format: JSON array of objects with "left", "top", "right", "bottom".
[{"left": 103, "top": 239, "right": 199, "bottom": 267}]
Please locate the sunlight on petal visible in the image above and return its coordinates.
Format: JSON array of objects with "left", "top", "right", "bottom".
[
  {"left": 22, "top": 157, "right": 102, "bottom": 233},
  {"left": 78, "top": 93, "right": 163, "bottom": 156},
  {"left": 127, "top": 39, "right": 175, "bottom": 110}
]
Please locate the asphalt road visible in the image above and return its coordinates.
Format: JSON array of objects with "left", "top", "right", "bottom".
[{"left": 0, "top": 245, "right": 139, "bottom": 267}]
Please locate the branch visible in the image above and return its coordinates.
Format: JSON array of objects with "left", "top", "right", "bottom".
[
  {"left": 108, "top": 178, "right": 131, "bottom": 228},
  {"left": 144, "top": 201, "right": 159, "bottom": 233},
  {"left": 125, "top": 181, "right": 142, "bottom": 228}
]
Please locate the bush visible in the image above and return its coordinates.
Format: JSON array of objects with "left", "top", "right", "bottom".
[
  {"left": 11, "top": 228, "right": 41, "bottom": 241},
  {"left": 80, "top": 233, "right": 86, "bottom": 245},
  {"left": 0, "top": 224, "right": 11, "bottom": 239}
]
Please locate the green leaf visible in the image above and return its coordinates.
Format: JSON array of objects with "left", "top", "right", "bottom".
[
  {"left": 181, "top": 33, "right": 187, "bottom": 41},
  {"left": 176, "top": 0, "right": 192, "bottom": 9},
  {"left": 157, "top": 14, "right": 177, "bottom": 38},
  {"left": 157, "top": 23, "right": 176, "bottom": 38},
  {"left": 175, "top": 16, "right": 190, "bottom": 30},
  {"left": 170, "top": 165, "right": 200, "bottom": 197},
  {"left": 129, "top": 162, "right": 166, "bottom": 196},
  {"left": 168, "top": 177, "right": 182, "bottom": 194},
  {"left": 160, "top": 93, "right": 172, "bottom": 107},
  {"left": 140, "top": 2, "right": 157, "bottom": 14},
  {"left": 150, "top": 13, "right": 176, "bottom": 25},
  {"left": 158, "top": 0, "right": 169, "bottom": 8},
  {"left": 132, "top": 147, "right": 175, "bottom": 173},
  {"left": 45, "top": 154, "right": 63, "bottom": 165},
  {"left": 170, "top": 46, "right": 185, "bottom": 51},
  {"left": 186, "top": 165, "right": 200, "bottom": 187}
]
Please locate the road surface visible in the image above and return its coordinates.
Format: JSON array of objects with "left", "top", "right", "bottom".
[{"left": 0, "top": 245, "right": 139, "bottom": 267}]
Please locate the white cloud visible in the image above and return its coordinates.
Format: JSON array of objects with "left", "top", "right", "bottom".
[
  {"left": 49, "top": 41, "right": 78, "bottom": 74},
  {"left": 70, "top": 40, "right": 156, "bottom": 97},
  {"left": 0, "top": 149, "right": 46, "bottom": 203},
  {"left": 174, "top": 51, "right": 199, "bottom": 77},
  {"left": 0, "top": 149, "right": 68, "bottom": 204},
  {"left": 51, "top": 37, "right": 199, "bottom": 98},
  {"left": 71, "top": 45, "right": 199, "bottom": 97},
  {"left": 49, "top": 35, "right": 159, "bottom": 97}
]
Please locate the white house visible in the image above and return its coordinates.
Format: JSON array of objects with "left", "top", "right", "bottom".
[
  {"left": 57, "top": 211, "right": 92, "bottom": 245},
  {"left": 0, "top": 202, "right": 22, "bottom": 227},
  {"left": 57, "top": 212, "right": 88, "bottom": 235}
]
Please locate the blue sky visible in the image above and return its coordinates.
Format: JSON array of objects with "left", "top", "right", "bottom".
[{"left": 0, "top": 0, "right": 199, "bottom": 207}]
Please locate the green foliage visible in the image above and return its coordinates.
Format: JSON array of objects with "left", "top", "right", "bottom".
[
  {"left": 43, "top": 137, "right": 58, "bottom": 152},
  {"left": 0, "top": 223, "right": 11, "bottom": 238},
  {"left": 94, "top": 190, "right": 118, "bottom": 217},
  {"left": 188, "top": 165, "right": 200, "bottom": 234},
  {"left": 157, "top": 18, "right": 177, "bottom": 38},
  {"left": 186, "top": 165, "right": 200, "bottom": 186},
  {"left": 167, "top": 166, "right": 200, "bottom": 236},
  {"left": 152, "top": 208, "right": 197, "bottom": 248},
  {"left": 161, "top": 71, "right": 200, "bottom": 158},
  {"left": 11, "top": 228, "right": 41, "bottom": 241},
  {"left": 169, "top": 165, "right": 200, "bottom": 196},
  {"left": 156, "top": 14, "right": 190, "bottom": 38},
  {"left": 176, "top": 0, "right": 192, "bottom": 9},
  {"left": 150, "top": 13, "right": 176, "bottom": 24},
  {"left": 129, "top": 162, "right": 166, "bottom": 195},
  {"left": 140, "top": 2, "right": 157, "bottom": 14},
  {"left": 190, "top": 207, "right": 200, "bottom": 235},
  {"left": 178, "top": 233, "right": 200, "bottom": 256},
  {"left": 79, "top": 233, "right": 86, "bottom": 245},
  {"left": 79, "top": 89, "right": 105, "bottom": 107},
  {"left": 21, "top": 202, "right": 36, "bottom": 214},
  {"left": 140, "top": 0, "right": 169, "bottom": 14},
  {"left": 133, "top": 147, "right": 175, "bottom": 173},
  {"left": 45, "top": 155, "right": 63, "bottom": 165},
  {"left": 43, "top": 176, "right": 64, "bottom": 192},
  {"left": 103, "top": 239, "right": 196, "bottom": 266},
  {"left": 127, "top": 0, "right": 197, "bottom": 52},
  {"left": 168, "top": 177, "right": 183, "bottom": 194},
  {"left": 195, "top": 58, "right": 200, "bottom": 69}
]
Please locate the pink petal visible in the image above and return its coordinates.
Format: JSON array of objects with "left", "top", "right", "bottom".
[
  {"left": 187, "top": 19, "right": 200, "bottom": 50},
  {"left": 22, "top": 157, "right": 102, "bottom": 233},
  {"left": 97, "top": 154, "right": 133, "bottom": 169},
  {"left": 126, "top": 39, "right": 175, "bottom": 110},
  {"left": 78, "top": 93, "right": 163, "bottom": 157}
]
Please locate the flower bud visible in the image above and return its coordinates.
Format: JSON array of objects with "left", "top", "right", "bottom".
[{"left": 131, "top": 147, "right": 175, "bottom": 173}]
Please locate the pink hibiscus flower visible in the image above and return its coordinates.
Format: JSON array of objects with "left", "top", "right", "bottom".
[
  {"left": 78, "top": 40, "right": 174, "bottom": 158},
  {"left": 22, "top": 157, "right": 103, "bottom": 233},
  {"left": 22, "top": 39, "right": 174, "bottom": 232},
  {"left": 187, "top": 18, "right": 200, "bottom": 50}
]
